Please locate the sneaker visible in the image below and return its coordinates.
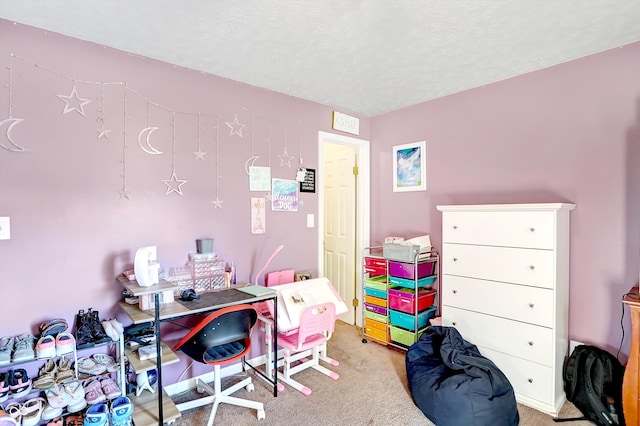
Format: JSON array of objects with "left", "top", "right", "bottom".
[
  {"left": 46, "top": 416, "right": 63, "bottom": 426},
  {"left": 36, "top": 335, "right": 56, "bottom": 359},
  {"left": 0, "top": 371, "right": 10, "bottom": 403},
  {"left": 44, "top": 384, "right": 68, "bottom": 409},
  {"left": 9, "top": 368, "right": 32, "bottom": 398},
  {"left": 55, "top": 356, "right": 76, "bottom": 383},
  {"left": 0, "top": 337, "right": 14, "bottom": 366},
  {"left": 77, "top": 357, "right": 106, "bottom": 376},
  {"left": 12, "top": 334, "right": 35, "bottom": 363},
  {"left": 110, "top": 397, "right": 133, "bottom": 426},
  {"left": 92, "top": 354, "right": 119, "bottom": 373},
  {"left": 63, "top": 381, "right": 87, "bottom": 413},
  {"left": 64, "top": 414, "right": 83, "bottom": 426},
  {"left": 100, "top": 321, "right": 118, "bottom": 342},
  {"left": 40, "top": 402, "right": 63, "bottom": 422},
  {"left": 83, "top": 379, "right": 106, "bottom": 405},
  {"left": 100, "top": 377, "right": 121, "bottom": 400},
  {"left": 83, "top": 402, "right": 108, "bottom": 426},
  {"left": 55, "top": 333, "right": 75, "bottom": 356},
  {"left": 33, "top": 358, "right": 58, "bottom": 389}
]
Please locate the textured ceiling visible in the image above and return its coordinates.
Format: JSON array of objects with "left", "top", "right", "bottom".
[{"left": 1, "top": 1, "right": 640, "bottom": 117}]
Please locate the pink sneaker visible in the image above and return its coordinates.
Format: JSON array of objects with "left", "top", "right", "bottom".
[
  {"left": 54, "top": 333, "right": 75, "bottom": 356},
  {"left": 83, "top": 379, "right": 106, "bottom": 405},
  {"left": 9, "top": 369, "right": 32, "bottom": 398}
]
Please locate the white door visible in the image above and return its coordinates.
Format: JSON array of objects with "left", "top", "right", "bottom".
[{"left": 323, "top": 143, "right": 357, "bottom": 323}]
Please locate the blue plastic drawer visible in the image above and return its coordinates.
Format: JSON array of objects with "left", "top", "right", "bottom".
[
  {"left": 365, "top": 287, "right": 387, "bottom": 299},
  {"left": 388, "top": 274, "right": 437, "bottom": 289},
  {"left": 389, "top": 306, "right": 436, "bottom": 331}
]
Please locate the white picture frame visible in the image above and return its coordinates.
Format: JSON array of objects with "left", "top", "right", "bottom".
[{"left": 392, "top": 140, "right": 427, "bottom": 192}]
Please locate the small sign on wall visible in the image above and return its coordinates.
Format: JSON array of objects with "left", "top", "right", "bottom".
[
  {"left": 299, "top": 168, "right": 316, "bottom": 193},
  {"left": 332, "top": 111, "right": 359, "bottom": 135}
]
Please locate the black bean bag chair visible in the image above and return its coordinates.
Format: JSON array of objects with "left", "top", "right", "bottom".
[{"left": 406, "top": 326, "right": 519, "bottom": 426}]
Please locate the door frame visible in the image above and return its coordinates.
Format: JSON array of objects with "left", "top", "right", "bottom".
[{"left": 317, "top": 131, "right": 370, "bottom": 327}]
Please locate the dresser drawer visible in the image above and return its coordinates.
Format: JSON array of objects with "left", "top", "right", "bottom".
[
  {"left": 442, "top": 307, "right": 553, "bottom": 365},
  {"left": 441, "top": 275, "right": 553, "bottom": 327},
  {"left": 442, "top": 210, "right": 556, "bottom": 249},
  {"left": 479, "top": 346, "right": 554, "bottom": 406},
  {"left": 442, "top": 243, "right": 555, "bottom": 289}
]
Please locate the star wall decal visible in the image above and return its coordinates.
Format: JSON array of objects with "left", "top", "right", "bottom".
[
  {"left": 96, "top": 118, "right": 111, "bottom": 139},
  {"left": 57, "top": 85, "right": 91, "bottom": 116},
  {"left": 278, "top": 147, "right": 294, "bottom": 168},
  {"left": 118, "top": 189, "right": 131, "bottom": 200},
  {"left": 211, "top": 197, "right": 224, "bottom": 208},
  {"left": 193, "top": 150, "right": 206, "bottom": 160},
  {"left": 162, "top": 171, "right": 187, "bottom": 196},
  {"left": 225, "top": 113, "right": 245, "bottom": 137}
]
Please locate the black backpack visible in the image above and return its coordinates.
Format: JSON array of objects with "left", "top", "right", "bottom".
[{"left": 554, "top": 344, "right": 625, "bottom": 425}]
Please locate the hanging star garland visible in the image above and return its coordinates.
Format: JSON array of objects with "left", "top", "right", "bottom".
[
  {"left": 119, "top": 83, "right": 131, "bottom": 200},
  {"left": 163, "top": 112, "right": 187, "bottom": 196},
  {"left": 193, "top": 111, "right": 206, "bottom": 160},
  {"left": 57, "top": 83, "right": 91, "bottom": 116},
  {"left": 162, "top": 171, "right": 188, "bottom": 196},
  {"left": 225, "top": 113, "right": 245, "bottom": 137},
  {"left": 212, "top": 116, "right": 224, "bottom": 208},
  {"left": 1, "top": 55, "right": 29, "bottom": 153},
  {"left": 278, "top": 146, "right": 294, "bottom": 168},
  {"left": 96, "top": 83, "right": 111, "bottom": 139}
]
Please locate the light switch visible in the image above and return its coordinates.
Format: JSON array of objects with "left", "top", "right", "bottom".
[
  {"left": 0, "top": 217, "right": 10, "bottom": 240},
  {"left": 307, "top": 214, "right": 315, "bottom": 228}
]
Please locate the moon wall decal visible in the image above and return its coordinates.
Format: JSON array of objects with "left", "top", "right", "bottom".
[
  {"left": 244, "top": 155, "right": 261, "bottom": 175},
  {"left": 137, "top": 127, "right": 162, "bottom": 155},
  {"left": 0, "top": 118, "right": 29, "bottom": 152}
]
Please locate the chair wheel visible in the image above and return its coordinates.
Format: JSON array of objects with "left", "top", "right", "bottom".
[
  {"left": 164, "top": 421, "right": 175, "bottom": 425},
  {"left": 245, "top": 382, "right": 255, "bottom": 392},
  {"left": 257, "top": 409, "right": 266, "bottom": 420},
  {"left": 362, "top": 338, "right": 367, "bottom": 343}
]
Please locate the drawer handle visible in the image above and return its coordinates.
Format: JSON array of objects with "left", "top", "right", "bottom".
[
  {"left": 453, "top": 258, "right": 458, "bottom": 262},
  {"left": 452, "top": 321, "right": 457, "bottom": 326},
  {"left": 528, "top": 341, "right": 534, "bottom": 346},
  {"left": 453, "top": 290, "right": 458, "bottom": 294},
  {"left": 528, "top": 303, "right": 534, "bottom": 308},
  {"left": 529, "top": 227, "right": 535, "bottom": 232},
  {"left": 453, "top": 225, "right": 458, "bottom": 230},
  {"left": 528, "top": 378, "right": 534, "bottom": 383},
  {"left": 529, "top": 265, "right": 535, "bottom": 270}
]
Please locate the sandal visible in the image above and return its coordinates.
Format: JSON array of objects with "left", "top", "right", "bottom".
[
  {"left": 77, "top": 357, "right": 106, "bottom": 376},
  {"left": 21, "top": 397, "right": 46, "bottom": 426}
]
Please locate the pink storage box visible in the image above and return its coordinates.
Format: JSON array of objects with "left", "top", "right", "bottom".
[
  {"left": 365, "top": 303, "right": 387, "bottom": 316},
  {"left": 388, "top": 287, "right": 436, "bottom": 315},
  {"left": 388, "top": 260, "right": 436, "bottom": 279}
]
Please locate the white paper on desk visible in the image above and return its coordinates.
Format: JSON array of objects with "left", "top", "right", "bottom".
[{"left": 404, "top": 234, "right": 431, "bottom": 250}]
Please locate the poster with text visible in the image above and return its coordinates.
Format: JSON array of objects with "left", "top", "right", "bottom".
[
  {"left": 271, "top": 178, "right": 298, "bottom": 212},
  {"left": 249, "top": 166, "right": 271, "bottom": 191}
]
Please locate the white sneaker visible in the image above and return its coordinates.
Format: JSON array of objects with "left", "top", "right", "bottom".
[
  {"left": 0, "top": 336, "right": 14, "bottom": 366},
  {"left": 36, "top": 335, "right": 56, "bottom": 359},
  {"left": 12, "top": 334, "right": 35, "bottom": 362},
  {"left": 101, "top": 320, "right": 118, "bottom": 342}
]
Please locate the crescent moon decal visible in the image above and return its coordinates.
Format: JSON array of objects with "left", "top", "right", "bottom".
[
  {"left": 137, "top": 127, "right": 162, "bottom": 155},
  {"left": 244, "top": 155, "right": 261, "bottom": 175},
  {"left": 0, "top": 118, "right": 29, "bottom": 152}
]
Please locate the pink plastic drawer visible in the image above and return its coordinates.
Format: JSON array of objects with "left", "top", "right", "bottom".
[
  {"left": 365, "top": 303, "right": 387, "bottom": 316},
  {"left": 388, "top": 287, "right": 436, "bottom": 314},
  {"left": 364, "top": 257, "right": 387, "bottom": 277},
  {"left": 388, "top": 260, "right": 435, "bottom": 280}
]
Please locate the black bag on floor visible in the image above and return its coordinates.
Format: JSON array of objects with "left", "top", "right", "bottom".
[{"left": 554, "top": 344, "right": 625, "bottom": 425}]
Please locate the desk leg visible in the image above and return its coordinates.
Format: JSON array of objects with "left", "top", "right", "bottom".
[
  {"left": 273, "top": 295, "right": 278, "bottom": 397},
  {"left": 154, "top": 292, "right": 164, "bottom": 424}
]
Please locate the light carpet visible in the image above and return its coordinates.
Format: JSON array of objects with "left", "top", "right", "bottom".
[{"left": 170, "top": 321, "right": 591, "bottom": 425}]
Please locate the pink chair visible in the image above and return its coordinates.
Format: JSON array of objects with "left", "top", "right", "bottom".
[{"left": 277, "top": 302, "right": 339, "bottom": 396}]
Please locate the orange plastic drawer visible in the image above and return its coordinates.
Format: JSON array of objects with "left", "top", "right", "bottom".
[
  {"left": 365, "top": 295, "right": 386, "bottom": 307},
  {"left": 364, "top": 319, "right": 388, "bottom": 343}
]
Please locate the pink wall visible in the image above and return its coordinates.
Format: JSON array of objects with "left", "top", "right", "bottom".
[
  {"left": 371, "top": 42, "right": 640, "bottom": 357},
  {"left": 0, "top": 18, "right": 370, "bottom": 358}
]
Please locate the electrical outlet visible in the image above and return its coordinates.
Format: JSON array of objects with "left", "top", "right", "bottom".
[{"left": 0, "top": 217, "right": 9, "bottom": 240}]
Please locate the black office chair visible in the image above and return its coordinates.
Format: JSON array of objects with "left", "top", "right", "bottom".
[{"left": 173, "top": 304, "right": 266, "bottom": 425}]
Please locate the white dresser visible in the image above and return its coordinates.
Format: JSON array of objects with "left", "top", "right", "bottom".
[{"left": 436, "top": 203, "right": 575, "bottom": 416}]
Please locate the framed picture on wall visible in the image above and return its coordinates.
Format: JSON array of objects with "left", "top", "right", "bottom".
[
  {"left": 392, "top": 140, "right": 427, "bottom": 192},
  {"left": 295, "top": 271, "right": 312, "bottom": 281}
]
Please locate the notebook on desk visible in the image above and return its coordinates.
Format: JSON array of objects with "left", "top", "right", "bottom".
[{"left": 237, "top": 285, "right": 277, "bottom": 297}]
